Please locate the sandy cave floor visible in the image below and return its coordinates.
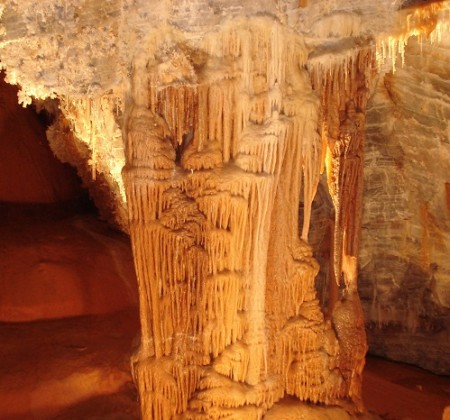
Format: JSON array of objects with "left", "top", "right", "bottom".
[
  {"left": 0, "top": 205, "right": 449, "bottom": 419},
  {"left": 0, "top": 309, "right": 141, "bottom": 419}
]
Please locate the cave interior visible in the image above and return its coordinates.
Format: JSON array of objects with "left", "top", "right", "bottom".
[{"left": 0, "top": 1, "right": 449, "bottom": 419}]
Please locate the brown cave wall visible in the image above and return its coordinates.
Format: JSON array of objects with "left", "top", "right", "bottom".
[
  {"left": 0, "top": 76, "right": 138, "bottom": 322},
  {"left": 0, "top": 74, "right": 82, "bottom": 203},
  {"left": 359, "top": 35, "right": 450, "bottom": 374},
  {"left": 0, "top": 213, "right": 138, "bottom": 322},
  {"left": 305, "top": 34, "right": 450, "bottom": 374}
]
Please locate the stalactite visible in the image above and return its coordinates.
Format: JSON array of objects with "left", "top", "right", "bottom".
[
  {"left": 309, "top": 50, "right": 375, "bottom": 288},
  {"left": 307, "top": 47, "right": 377, "bottom": 410},
  {"left": 375, "top": 2, "right": 450, "bottom": 73},
  {"left": 59, "top": 94, "right": 126, "bottom": 201}
]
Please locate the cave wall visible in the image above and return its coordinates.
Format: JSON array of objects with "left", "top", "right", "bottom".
[
  {"left": 0, "top": 213, "right": 138, "bottom": 322},
  {"left": 0, "top": 74, "right": 82, "bottom": 203},
  {"left": 359, "top": 34, "right": 450, "bottom": 374},
  {"left": 0, "top": 74, "right": 138, "bottom": 322}
]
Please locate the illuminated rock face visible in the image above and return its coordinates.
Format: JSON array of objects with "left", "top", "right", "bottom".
[{"left": 46, "top": 97, "right": 129, "bottom": 231}]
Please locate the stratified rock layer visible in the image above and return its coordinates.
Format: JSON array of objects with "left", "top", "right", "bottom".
[{"left": 360, "top": 35, "right": 450, "bottom": 374}]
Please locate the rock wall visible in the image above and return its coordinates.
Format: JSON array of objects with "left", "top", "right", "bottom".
[
  {"left": 0, "top": 211, "right": 138, "bottom": 322},
  {"left": 0, "top": 75, "right": 82, "bottom": 203},
  {"left": 360, "top": 34, "right": 450, "bottom": 374},
  {"left": 0, "top": 75, "right": 137, "bottom": 323}
]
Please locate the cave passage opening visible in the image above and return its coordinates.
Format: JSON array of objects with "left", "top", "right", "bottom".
[{"left": 0, "top": 74, "right": 141, "bottom": 418}]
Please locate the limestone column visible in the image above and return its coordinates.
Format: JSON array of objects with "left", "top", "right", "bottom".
[{"left": 121, "top": 18, "right": 366, "bottom": 419}]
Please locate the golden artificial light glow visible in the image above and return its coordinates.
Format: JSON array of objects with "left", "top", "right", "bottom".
[{"left": 376, "top": 2, "right": 450, "bottom": 72}]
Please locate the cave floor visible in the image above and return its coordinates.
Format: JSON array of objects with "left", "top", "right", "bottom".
[
  {"left": 363, "top": 355, "right": 450, "bottom": 420},
  {"left": 1, "top": 313, "right": 448, "bottom": 420},
  {"left": 0, "top": 205, "right": 448, "bottom": 419},
  {"left": 0, "top": 204, "right": 141, "bottom": 419},
  {"left": 0, "top": 308, "right": 140, "bottom": 419}
]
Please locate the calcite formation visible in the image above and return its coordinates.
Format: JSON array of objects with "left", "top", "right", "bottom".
[
  {"left": 46, "top": 95, "right": 129, "bottom": 230},
  {"left": 124, "top": 19, "right": 352, "bottom": 418},
  {"left": 1, "top": 0, "right": 450, "bottom": 418}
]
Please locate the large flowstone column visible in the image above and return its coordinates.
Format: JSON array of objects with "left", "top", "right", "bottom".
[{"left": 122, "top": 17, "right": 365, "bottom": 419}]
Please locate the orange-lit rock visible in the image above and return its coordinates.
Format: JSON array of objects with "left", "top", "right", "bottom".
[
  {"left": 0, "top": 75, "right": 82, "bottom": 203},
  {"left": 122, "top": 17, "right": 369, "bottom": 418},
  {"left": 0, "top": 209, "right": 138, "bottom": 322}
]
